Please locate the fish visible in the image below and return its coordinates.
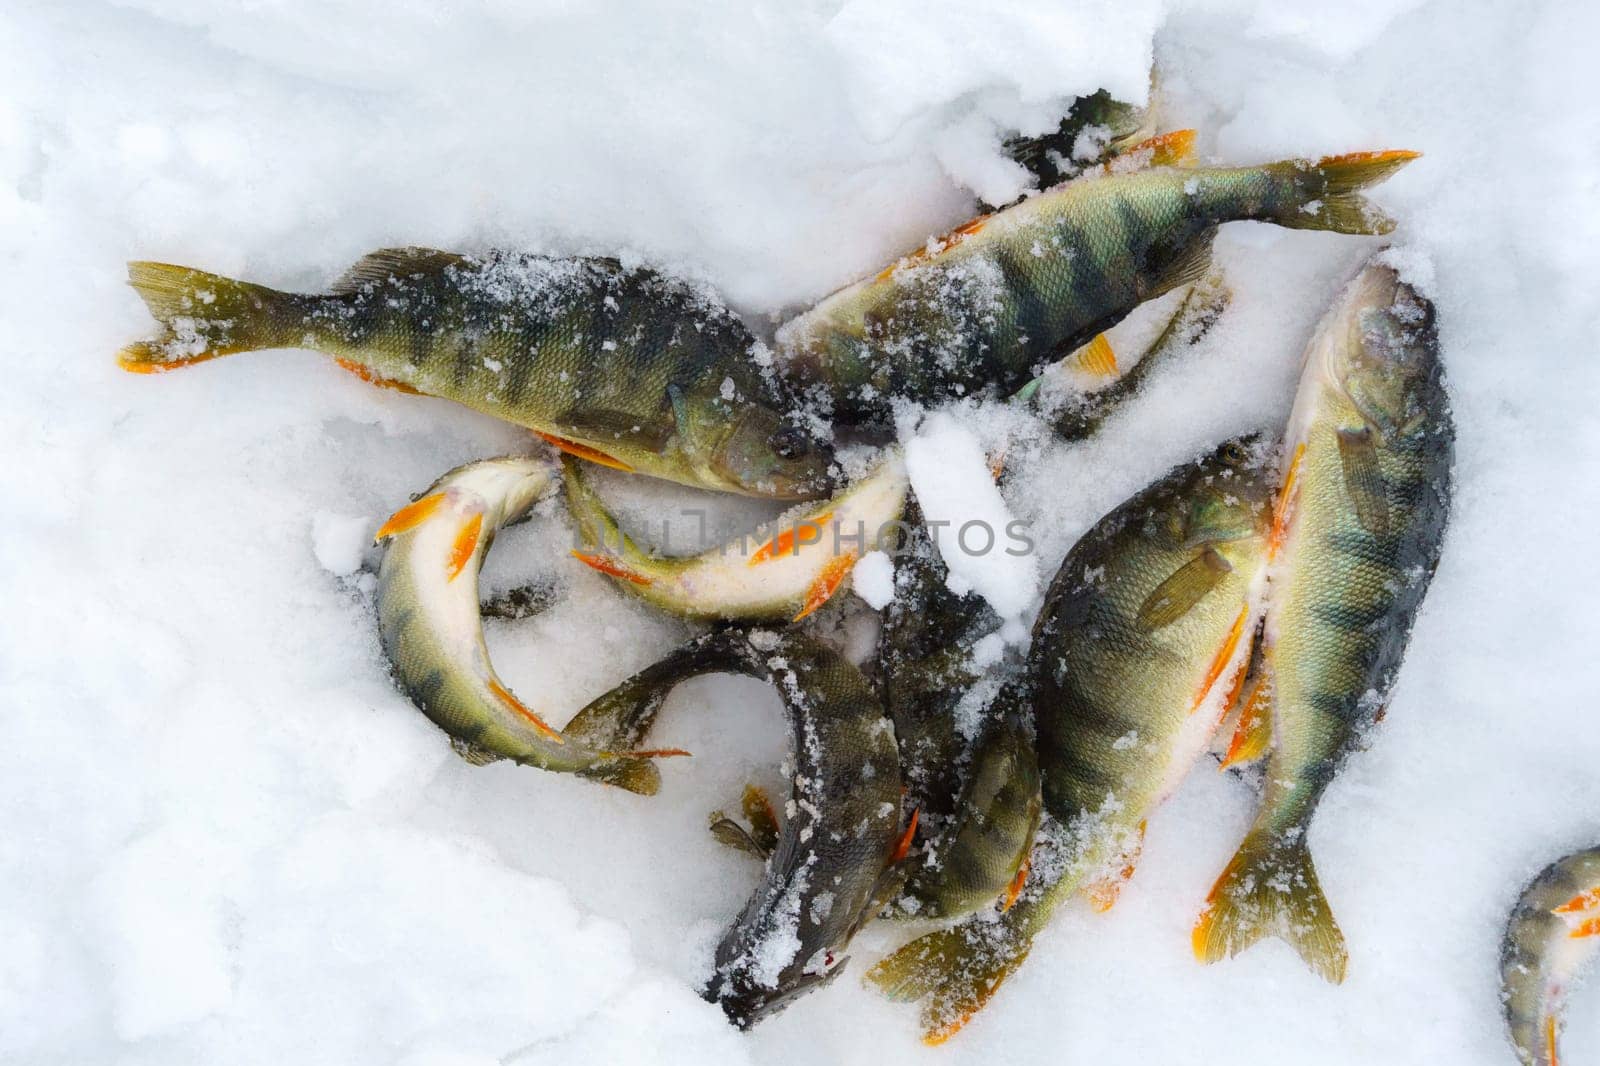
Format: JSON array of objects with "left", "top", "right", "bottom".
[
  {"left": 374, "top": 454, "right": 685, "bottom": 794},
  {"left": 562, "top": 450, "right": 908, "bottom": 622},
  {"left": 118, "top": 249, "right": 834, "bottom": 499},
  {"left": 876, "top": 495, "right": 1040, "bottom": 921},
  {"left": 1501, "top": 845, "right": 1600, "bottom": 1066},
  {"left": 774, "top": 148, "right": 1417, "bottom": 431},
  {"left": 988, "top": 87, "right": 1155, "bottom": 209},
  {"left": 1027, "top": 270, "right": 1233, "bottom": 441},
  {"left": 1193, "top": 259, "right": 1455, "bottom": 982},
  {"left": 564, "top": 628, "right": 907, "bottom": 1028},
  {"left": 866, "top": 436, "right": 1276, "bottom": 1041}
]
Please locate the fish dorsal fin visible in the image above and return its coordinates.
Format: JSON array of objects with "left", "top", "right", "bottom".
[{"left": 330, "top": 247, "right": 467, "bottom": 294}]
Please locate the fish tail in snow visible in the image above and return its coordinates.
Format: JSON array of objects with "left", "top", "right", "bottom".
[
  {"left": 119, "top": 261, "right": 300, "bottom": 372},
  {"left": 1192, "top": 827, "right": 1348, "bottom": 983},
  {"left": 865, "top": 921, "right": 1034, "bottom": 1044},
  {"left": 1262, "top": 150, "right": 1420, "bottom": 235}
]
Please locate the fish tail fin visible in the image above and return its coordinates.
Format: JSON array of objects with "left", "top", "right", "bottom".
[
  {"left": 576, "top": 755, "right": 661, "bottom": 796},
  {"left": 119, "top": 261, "right": 300, "bottom": 372},
  {"left": 1264, "top": 150, "right": 1420, "bottom": 235},
  {"left": 865, "top": 923, "right": 1033, "bottom": 1044},
  {"left": 1191, "top": 828, "right": 1348, "bottom": 983}
]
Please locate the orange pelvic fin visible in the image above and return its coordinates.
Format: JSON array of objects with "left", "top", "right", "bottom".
[
  {"left": 1270, "top": 442, "right": 1306, "bottom": 558},
  {"left": 1068, "top": 332, "right": 1119, "bottom": 379},
  {"left": 890, "top": 808, "right": 920, "bottom": 865},
  {"left": 1113, "top": 128, "right": 1197, "bottom": 170},
  {"left": 487, "top": 677, "right": 563, "bottom": 743},
  {"left": 1190, "top": 605, "right": 1250, "bottom": 716},
  {"left": 1554, "top": 888, "right": 1600, "bottom": 915},
  {"left": 792, "top": 551, "right": 857, "bottom": 622},
  {"left": 1002, "top": 852, "right": 1032, "bottom": 913},
  {"left": 876, "top": 213, "right": 991, "bottom": 282},
  {"left": 750, "top": 511, "right": 833, "bottom": 566},
  {"left": 1221, "top": 662, "right": 1275, "bottom": 770},
  {"left": 1085, "top": 821, "right": 1146, "bottom": 913},
  {"left": 375, "top": 492, "right": 446, "bottom": 541},
  {"left": 570, "top": 550, "right": 653, "bottom": 586},
  {"left": 446, "top": 513, "right": 483, "bottom": 582},
  {"left": 533, "top": 431, "right": 633, "bottom": 472},
  {"left": 1570, "top": 917, "right": 1600, "bottom": 940}
]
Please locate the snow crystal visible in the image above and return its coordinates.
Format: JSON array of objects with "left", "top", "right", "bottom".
[{"left": 849, "top": 550, "right": 895, "bottom": 609}]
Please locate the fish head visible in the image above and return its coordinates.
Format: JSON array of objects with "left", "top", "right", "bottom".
[
  {"left": 1331, "top": 265, "right": 1442, "bottom": 439},
  {"left": 707, "top": 956, "right": 848, "bottom": 1029},
  {"left": 676, "top": 393, "right": 836, "bottom": 499},
  {"left": 1175, "top": 434, "right": 1276, "bottom": 548}
]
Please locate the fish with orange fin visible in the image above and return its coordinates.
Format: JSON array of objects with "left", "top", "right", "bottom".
[
  {"left": 1192, "top": 258, "right": 1454, "bottom": 984},
  {"left": 561, "top": 451, "right": 907, "bottom": 622},
  {"left": 866, "top": 436, "right": 1275, "bottom": 1042},
  {"left": 375, "top": 455, "right": 685, "bottom": 793},
  {"left": 563, "top": 628, "right": 905, "bottom": 1028},
  {"left": 1503, "top": 846, "right": 1600, "bottom": 1065},
  {"left": 117, "top": 249, "right": 834, "bottom": 499},
  {"left": 776, "top": 143, "right": 1417, "bottom": 432}
]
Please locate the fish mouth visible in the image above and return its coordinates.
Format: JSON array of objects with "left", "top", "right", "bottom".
[{"left": 703, "top": 959, "right": 848, "bottom": 1029}]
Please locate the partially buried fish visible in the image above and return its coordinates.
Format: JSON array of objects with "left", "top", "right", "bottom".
[
  {"left": 987, "top": 86, "right": 1155, "bottom": 210},
  {"left": 118, "top": 249, "right": 834, "bottom": 499},
  {"left": 564, "top": 628, "right": 907, "bottom": 1028},
  {"left": 374, "top": 454, "right": 685, "bottom": 794},
  {"left": 1502, "top": 845, "right": 1600, "bottom": 1066},
  {"left": 876, "top": 495, "right": 1039, "bottom": 922},
  {"left": 1192, "top": 257, "right": 1454, "bottom": 982},
  {"left": 867, "top": 435, "right": 1276, "bottom": 1042},
  {"left": 562, "top": 450, "right": 908, "bottom": 622},
  {"left": 775, "top": 144, "right": 1417, "bottom": 431}
]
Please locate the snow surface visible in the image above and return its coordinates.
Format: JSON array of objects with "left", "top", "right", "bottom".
[{"left": 4, "top": 1, "right": 1600, "bottom": 1063}]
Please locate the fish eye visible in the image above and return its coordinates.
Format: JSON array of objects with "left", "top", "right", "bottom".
[{"left": 768, "top": 425, "right": 812, "bottom": 461}]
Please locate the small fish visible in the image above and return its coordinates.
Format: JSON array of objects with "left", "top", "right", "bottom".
[
  {"left": 565, "top": 628, "right": 906, "bottom": 1028},
  {"left": 1193, "top": 259, "right": 1454, "bottom": 982},
  {"left": 374, "top": 455, "right": 683, "bottom": 793},
  {"left": 988, "top": 87, "right": 1155, "bottom": 209},
  {"left": 118, "top": 249, "right": 834, "bottom": 499},
  {"left": 866, "top": 436, "right": 1275, "bottom": 1042},
  {"left": 876, "top": 496, "right": 1039, "bottom": 921},
  {"left": 775, "top": 147, "right": 1416, "bottom": 431},
  {"left": 1501, "top": 846, "right": 1600, "bottom": 1066},
  {"left": 563, "top": 451, "right": 908, "bottom": 622}
]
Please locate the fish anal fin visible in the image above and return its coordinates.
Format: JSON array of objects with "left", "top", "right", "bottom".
[
  {"left": 329, "top": 247, "right": 466, "bottom": 294},
  {"left": 1220, "top": 656, "right": 1274, "bottom": 770},
  {"left": 793, "top": 551, "right": 858, "bottom": 621},
  {"left": 335, "top": 357, "right": 424, "bottom": 394},
  {"left": 1137, "top": 546, "right": 1232, "bottom": 629},
  {"left": 1063, "top": 332, "right": 1119, "bottom": 380}
]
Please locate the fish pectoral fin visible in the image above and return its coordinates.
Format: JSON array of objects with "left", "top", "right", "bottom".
[
  {"left": 741, "top": 785, "right": 781, "bottom": 854},
  {"left": 1001, "top": 852, "right": 1032, "bottom": 912},
  {"left": 375, "top": 492, "right": 447, "bottom": 541},
  {"left": 708, "top": 813, "right": 772, "bottom": 859},
  {"left": 1336, "top": 426, "right": 1391, "bottom": 535},
  {"left": 329, "top": 247, "right": 466, "bottom": 294},
  {"left": 1137, "top": 547, "right": 1232, "bottom": 629}
]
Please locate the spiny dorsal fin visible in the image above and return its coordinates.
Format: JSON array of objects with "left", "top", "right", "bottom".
[
  {"left": 330, "top": 247, "right": 467, "bottom": 294},
  {"left": 1137, "top": 546, "right": 1232, "bottom": 629},
  {"left": 1336, "top": 426, "right": 1391, "bottom": 535}
]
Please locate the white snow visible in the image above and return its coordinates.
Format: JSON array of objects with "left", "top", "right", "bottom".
[
  {"left": 850, "top": 551, "right": 896, "bottom": 610},
  {"left": 5, "top": 1, "right": 1600, "bottom": 1064},
  {"left": 904, "top": 412, "right": 1039, "bottom": 627}
]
